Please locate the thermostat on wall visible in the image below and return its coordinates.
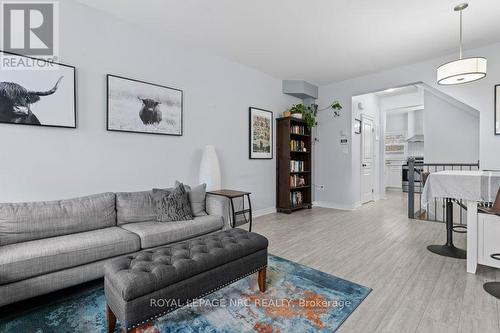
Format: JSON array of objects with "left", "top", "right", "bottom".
[{"left": 340, "top": 130, "right": 349, "bottom": 154}]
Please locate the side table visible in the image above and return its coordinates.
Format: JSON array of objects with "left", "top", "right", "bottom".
[{"left": 207, "top": 189, "right": 253, "bottom": 231}]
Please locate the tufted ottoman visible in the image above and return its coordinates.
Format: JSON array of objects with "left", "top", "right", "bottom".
[{"left": 104, "top": 228, "right": 268, "bottom": 332}]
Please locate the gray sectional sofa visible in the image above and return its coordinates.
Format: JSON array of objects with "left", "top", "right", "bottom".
[{"left": 0, "top": 190, "right": 227, "bottom": 307}]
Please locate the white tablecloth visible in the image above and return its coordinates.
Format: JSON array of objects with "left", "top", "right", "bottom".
[{"left": 421, "top": 170, "right": 500, "bottom": 205}]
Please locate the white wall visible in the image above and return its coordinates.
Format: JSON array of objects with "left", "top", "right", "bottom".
[
  {"left": 424, "top": 91, "right": 479, "bottom": 164},
  {"left": 379, "top": 92, "right": 423, "bottom": 111},
  {"left": 386, "top": 113, "right": 408, "bottom": 132},
  {"left": 414, "top": 109, "right": 424, "bottom": 135},
  {"left": 0, "top": 1, "right": 298, "bottom": 211},
  {"left": 316, "top": 42, "right": 500, "bottom": 207}
]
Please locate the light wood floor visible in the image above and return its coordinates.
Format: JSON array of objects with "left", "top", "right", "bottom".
[{"left": 253, "top": 191, "right": 500, "bottom": 333}]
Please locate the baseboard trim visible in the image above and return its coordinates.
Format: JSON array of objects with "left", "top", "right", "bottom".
[
  {"left": 313, "top": 201, "right": 361, "bottom": 211},
  {"left": 253, "top": 207, "right": 277, "bottom": 218}
]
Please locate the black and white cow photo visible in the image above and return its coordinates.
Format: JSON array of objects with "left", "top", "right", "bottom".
[
  {"left": 107, "top": 75, "right": 183, "bottom": 136},
  {"left": 0, "top": 53, "right": 76, "bottom": 128}
]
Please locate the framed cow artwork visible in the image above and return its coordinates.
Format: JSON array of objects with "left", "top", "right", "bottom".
[
  {"left": 0, "top": 51, "right": 76, "bottom": 128},
  {"left": 107, "top": 75, "right": 183, "bottom": 136}
]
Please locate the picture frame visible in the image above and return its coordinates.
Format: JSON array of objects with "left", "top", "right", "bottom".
[
  {"left": 354, "top": 118, "right": 361, "bottom": 134},
  {"left": 249, "top": 107, "right": 273, "bottom": 159},
  {"left": 495, "top": 84, "right": 500, "bottom": 135},
  {"left": 0, "top": 51, "right": 76, "bottom": 128},
  {"left": 107, "top": 74, "right": 183, "bottom": 136}
]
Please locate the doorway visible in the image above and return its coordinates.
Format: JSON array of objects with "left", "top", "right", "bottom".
[
  {"left": 352, "top": 83, "right": 424, "bottom": 207},
  {"left": 361, "top": 114, "right": 375, "bottom": 204}
]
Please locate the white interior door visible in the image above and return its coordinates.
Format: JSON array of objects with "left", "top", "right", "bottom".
[{"left": 361, "top": 115, "right": 375, "bottom": 203}]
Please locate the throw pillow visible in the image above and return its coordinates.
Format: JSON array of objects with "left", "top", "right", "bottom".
[
  {"left": 153, "top": 184, "right": 193, "bottom": 222},
  {"left": 174, "top": 181, "right": 208, "bottom": 217}
]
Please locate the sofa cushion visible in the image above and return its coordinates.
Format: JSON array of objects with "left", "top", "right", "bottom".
[
  {"left": 153, "top": 185, "right": 193, "bottom": 222},
  {"left": 175, "top": 181, "right": 207, "bottom": 217},
  {"left": 120, "top": 215, "right": 224, "bottom": 249},
  {"left": 0, "top": 192, "right": 116, "bottom": 246},
  {"left": 0, "top": 227, "right": 140, "bottom": 285},
  {"left": 116, "top": 190, "right": 157, "bottom": 225}
]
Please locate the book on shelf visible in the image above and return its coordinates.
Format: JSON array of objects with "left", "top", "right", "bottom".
[
  {"left": 291, "top": 125, "right": 306, "bottom": 135},
  {"left": 290, "top": 191, "right": 304, "bottom": 206},
  {"left": 290, "top": 175, "right": 306, "bottom": 188},
  {"left": 290, "top": 140, "right": 306, "bottom": 152},
  {"left": 290, "top": 160, "right": 305, "bottom": 172}
]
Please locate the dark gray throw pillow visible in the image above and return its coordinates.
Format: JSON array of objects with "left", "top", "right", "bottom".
[
  {"left": 153, "top": 184, "right": 193, "bottom": 222},
  {"left": 174, "top": 181, "right": 207, "bottom": 217}
]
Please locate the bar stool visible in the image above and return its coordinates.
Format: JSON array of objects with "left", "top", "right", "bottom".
[
  {"left": 424, "top": 171, "right": 467, "bottom": 258},
  {"left": 479, "top": 188, "right": 500, "bottom": 299}
]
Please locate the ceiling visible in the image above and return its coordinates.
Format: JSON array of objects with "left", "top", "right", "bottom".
[
  {"left": 373, "top": 85, "right": 420, "bottom": 98},
  {"left": 78, "top": 0, "right": 500, "bottom": 85}
]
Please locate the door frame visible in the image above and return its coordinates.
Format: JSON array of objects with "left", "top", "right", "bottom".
[{"left": 360, "top": 113, "right": 375, "bottom": 204}]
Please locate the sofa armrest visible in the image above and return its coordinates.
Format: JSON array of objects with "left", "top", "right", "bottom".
[{"left": 206, "top": 194, "right": 231, "bottom": 230}]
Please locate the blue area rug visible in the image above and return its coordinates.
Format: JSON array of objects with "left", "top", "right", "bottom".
[{"left": 0, "top": 255, "right": 371, "bottom": 333}]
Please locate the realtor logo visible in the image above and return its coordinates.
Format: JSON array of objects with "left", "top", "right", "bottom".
[{"left": 1, "top": 1, "right": 58, "bottom": 59}]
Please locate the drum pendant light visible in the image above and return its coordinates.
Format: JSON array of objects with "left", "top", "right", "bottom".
[{"left": 437, "top": 3, "right": 487, "bottom": 85}]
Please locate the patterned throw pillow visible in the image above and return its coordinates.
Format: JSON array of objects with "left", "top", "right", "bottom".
[{"left": 153, "top": 184, "right": 193, "bottom": 222}]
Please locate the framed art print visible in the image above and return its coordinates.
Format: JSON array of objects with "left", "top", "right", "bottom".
[
  {"left": 249, "top": 107, "right": 273, "bottom": 159},
  {"left": 495, "top": 84, "right": 499, "bottom": 135},
  {"left": 0, "top": 51, "right": 76, "bottom": 128},
  {"left": 107, "top": 74, "right": 183, "bottom": 136}
]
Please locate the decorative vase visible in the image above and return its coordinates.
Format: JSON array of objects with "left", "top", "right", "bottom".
[
  {"left": 291, "top": 113, "right": 303, "bottom": 119},
  {"left": 199, "top": 145, "right": 221, "bottom": 191}
]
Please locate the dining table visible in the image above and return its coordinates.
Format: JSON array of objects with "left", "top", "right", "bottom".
[{"left": 421, "top": 170, "right": 500, "bottom": 274}]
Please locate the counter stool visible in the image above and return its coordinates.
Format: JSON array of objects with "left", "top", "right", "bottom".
[
  {"left": 422, "top": 172, "right": 467, "bottom": 252},
  {"left": 427, "top": 198, "right": 467, "bottom": 259},
  {"left": 484, "top": 254, "right": 500, "bottom": 299},
  {"left": 479, "top": 188, "right": 500, "bottom": 299}
]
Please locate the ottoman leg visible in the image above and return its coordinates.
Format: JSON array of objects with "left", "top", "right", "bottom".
[
  {"left": 258, "top": 267, "right": 267, "bottom": 292},
  {"left": 107, "top": 304, "right": 117, "bottom": 333}
]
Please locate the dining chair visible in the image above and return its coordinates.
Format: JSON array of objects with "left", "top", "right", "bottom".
[{"left": 480, "top": 187, "right": 500, "bottom": 299}]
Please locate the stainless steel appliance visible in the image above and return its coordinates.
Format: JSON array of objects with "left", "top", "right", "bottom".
[{"left": 402, "top": 157, "right": 424, "bottom": 193}]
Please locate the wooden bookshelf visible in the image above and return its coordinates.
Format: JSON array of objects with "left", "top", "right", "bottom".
[{"left": 276, "top": 117, "right": 312, "bottom": 213}]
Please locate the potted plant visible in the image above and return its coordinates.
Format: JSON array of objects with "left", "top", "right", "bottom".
[
  {"left": 286, "top": 100, "right": 343, "bottom": 129},
  {"left": 303, "top": 104, "right": 318, "bottom": 129},
  {"left": 331, "top": 100, "right": 343, "bottom": 117},
  {"left": 288, "top": 104, "right": 306, "bottom": 119}
]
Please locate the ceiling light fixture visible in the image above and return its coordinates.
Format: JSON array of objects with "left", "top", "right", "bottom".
[
  {"left": 384, "top": 88, "right": 396, "bottom": 93},
  {"left": 437, "top": 3, "right": 487, "bottom": 85}
]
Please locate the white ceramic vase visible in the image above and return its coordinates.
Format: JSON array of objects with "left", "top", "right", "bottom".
[{"left": 199, "top": 145, "right": 221, "bottom": 191}]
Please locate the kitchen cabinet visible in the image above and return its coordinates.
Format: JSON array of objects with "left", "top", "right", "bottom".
[
  {"left": 478, "top": 213, "right": 500, "bottom": 269},
  {"left": 385, "top": 162, "right": 403, "bottom": 189}
]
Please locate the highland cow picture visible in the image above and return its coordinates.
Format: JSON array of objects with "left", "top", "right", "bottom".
[
  {"left": 107, "top": 75, "right": 183, "bottom": 136},
  {"left": 249, "top": 107, "right": 273, "bottom": 159},
  {"left": 0, "top": 52, "right": 76, "bottom": 128}
]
